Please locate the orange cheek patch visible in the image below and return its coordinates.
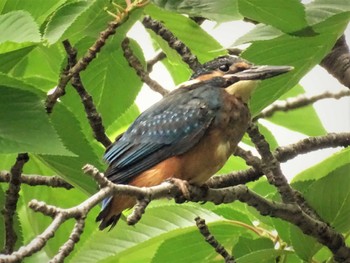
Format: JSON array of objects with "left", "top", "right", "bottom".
[
  {"left": 196, "top": 71, "right": 224, "bottom": 81},
  {"left": 233, "top": 62, "right": 251, "bottom": 71}
]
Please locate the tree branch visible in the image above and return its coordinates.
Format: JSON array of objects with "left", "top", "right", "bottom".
[
  {"left": 0, "top": 171, "right": 73, "bottom": 190},
  {"left": 44, "top": 0, "right": 149, "bottom": 113},
  {"left": 121, "top": 37, "right": 169, "bottom": 96},
  {"left": 321, "top": 35, "right": 350, "bottom": 89},
  {"left": 207, "top": 132, "right": 350, "bottom": 188},
  {"left": 62, "top": 40, "right": 112, "bottom": 148},
  {"left": 49, "top": 218, "right": 85, "bottom": 263},
  {"left": 45, "top": 20, "right": 122, "bottom": 113},
  {"left": 146, "top": 50, "right": 167, "bottom": 72},
  {"left": 1, "top": 153, "right": 29, "bottom": 254},
  {"left": 142, "top": 16, "right": 202, "bottom": 71},
  {"left": 195, "top": 217, "right": 236, "bottom": 263},
  {"left": 2, "top": 163, "right": 350, "bottom": 262},
  {"left": 255, "top": 89, "right": 350, "bottom": 120},
  {"left": 246, "top": 123, "right": 297, "bottom": 203}
]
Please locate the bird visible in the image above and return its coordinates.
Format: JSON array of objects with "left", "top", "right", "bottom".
[{"left": 96, "top": 55, "right": 293, "bottom": 230}]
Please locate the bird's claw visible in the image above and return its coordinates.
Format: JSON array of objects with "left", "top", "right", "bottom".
[{"left": 167, "top": 178, "right": 191, "bottom": 201}]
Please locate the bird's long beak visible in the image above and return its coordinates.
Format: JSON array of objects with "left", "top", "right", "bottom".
[{"left": 225, "top": 65, "right": 294, "bottom": 81}]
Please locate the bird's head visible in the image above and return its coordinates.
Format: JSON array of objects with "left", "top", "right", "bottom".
[{"left": 184, "top": 55, "right": 293, "bottom": 103}]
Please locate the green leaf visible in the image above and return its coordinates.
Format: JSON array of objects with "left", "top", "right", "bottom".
[
  {"left": 0, "top": 10, "right": 40, "bottom": 45},
  {"left": 235, "top": 0, "right": 350, "bottom": 45},
  {"left": 44, "top": 1, "right": 91, "bottom": 45},
  {"left": 0, "top": 85, "right": 72, "bottom": 156},
  {"left": 234, "top": 24, "right": 282, "bottom": 46},
  {"left": 69, "top": 205, "right": 224, "bottom": 263},
  {"left": 302, "top": 164, "right": 350, "bottom": 233},
  {"left": 161, "top": 55, "right": 192, "bottom": 85},
  {"left": 266, "top": 84, "right": 326, "bottom": 136},
  {"left": 61, "top": 0, "right": 123, "bottom": 43},
  {"left": 305, "top": 0, "right": 350, "bottom": 25},
  {"left": 106, "top": 103, "right": 140, "bottom": 139},
  {"left": 236, "top": 248, "right": 291, "bottom": 263},
  {"left": 37, "top": 103, "right": 102, "bottom": 195},
  {"left": 0, "top": 0, "right": 67, "bottom": 25},
  {"left": 234, "top": 236, "right": 274, "bottom": 258},
  {"left": 292, "top": 148, "right": 350, "bottom": 182},
  {"left": 152, "top": 222, "right": 248, "bottom": 263},
  {"left": 151, "top": 0, "right": 242, "bottom": 22},
  {"left": 11, "top": 45, "right": 64, "bottom": 91},
  {"left": 288, "top": 158, "right": 350, "bottom": 260},
  {"left": 313, "top": 246, "right": 333, "bottom": 262},
  {"left": 243, "top": 12, "right": 350, "bottom": 115},
  {"left": 212, "top": 206, "right": 253, "bottom": 225},
  {"left": 217, "top": 155, "right": 248, "bottom": 174},
  {"left": 0, "top": 45, "right": 35, "bottom": 73},
  {"left": 289, "top": 225, "right": 321, "bottom": 261},
  {"left": 238, "top": 0, "right": 312, "bottom": 35}
]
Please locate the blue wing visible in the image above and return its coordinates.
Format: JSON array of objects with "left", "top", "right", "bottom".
[{"left": 104, "top": 85, "right": 222, "bottom": 184}]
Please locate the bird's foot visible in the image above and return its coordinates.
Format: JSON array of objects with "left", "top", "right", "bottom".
[{"left": 166, "top": 178, "right": 191, "bottom": 203}]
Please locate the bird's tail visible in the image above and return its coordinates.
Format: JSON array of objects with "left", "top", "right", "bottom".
[{"left": 96, "top": 195, "right": 135, "bottom": 230}]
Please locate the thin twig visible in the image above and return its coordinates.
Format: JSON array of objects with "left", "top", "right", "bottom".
[
  {"left": 255, "top": 89, "right": 350, "bottom": 120},
  {"left": 147, "top": 50, "right": 166, "bottom": 72},
  {"left": 0, "top": 171, "right": 73, "bottom": 190},
  {"left": 62, "top": 40, "right": 111, "bottom": 148},
  {"left": 142, "top": 16, "right": 202, "bottom": 71},
  {"left": 127, "top": 198, "right": 150, "bottom": 225},
  {"left": 49, "top": 218, "right": 85, "bottom": 263},
  {"left": 121, "top": 37, "right": 169, "bottom": 96},
  {"left": 195, "top": 217, "right": 236, "bottom": 263},
  {"left": 45, "top": 0, "right": 149, "bottom": 114},
  {"left": 45, "top": 20, "right": 122, "bottom": 113},
  {"left": 274, "top": 132, "right": 350, "bottom": 160},
  {"left": 1, "top": 153, "right": 29, "bottom": 254},
  {"left": 234, "top": 146, "right": 261, "bottom": 168}
]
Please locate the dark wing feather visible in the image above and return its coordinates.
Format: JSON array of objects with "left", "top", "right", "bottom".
[{"left": 104, "top": 86, "right": 221, "bottom": 184}]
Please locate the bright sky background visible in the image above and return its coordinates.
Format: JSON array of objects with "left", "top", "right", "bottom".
[{"left": 128, "top": 19, "right": 350, "bottom": 180}]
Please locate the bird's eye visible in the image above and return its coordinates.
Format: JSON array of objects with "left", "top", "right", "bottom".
[{"left": 218, "top": 64, "right": 230, "bottom": 72}]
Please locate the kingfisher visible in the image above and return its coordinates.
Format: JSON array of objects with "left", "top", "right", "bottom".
[{"left": 96, "top": 55, "right": 292, "bottom": 230}]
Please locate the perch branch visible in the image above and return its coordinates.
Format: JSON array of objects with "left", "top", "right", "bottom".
[{"left": 2, "top": 164, "right": 350, "bottom": 262}]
